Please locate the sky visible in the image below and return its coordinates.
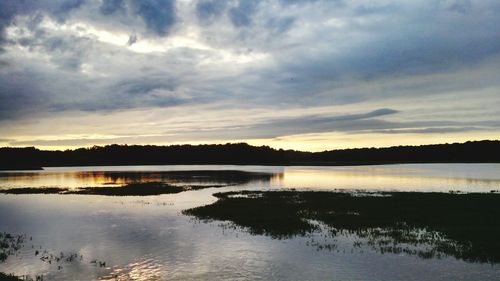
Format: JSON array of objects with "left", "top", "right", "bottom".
[{"left": 0, "top": 0, "right": 499, "bottom": 151}]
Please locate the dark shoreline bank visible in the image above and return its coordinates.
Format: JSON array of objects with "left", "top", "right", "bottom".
[
  {"left": 1, "top": 140, "right": 499, "bottom": 171},
  {"left": 4, "top": 160, "right": 500, "bottom": 172}
]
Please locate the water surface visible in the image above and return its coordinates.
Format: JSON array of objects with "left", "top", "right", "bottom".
[{"left": 1, "top": 164, "right": 499, "bottom": 280}]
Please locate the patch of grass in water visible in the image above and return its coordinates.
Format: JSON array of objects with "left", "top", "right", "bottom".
[
  {"left": 1, "top": 187, "right": 68, "bottom": 194},
  {"left": 0, "top": 272, "right": 22, "bottom": 281},
  {"left": 0, "top": 182, "right": 231, "bottom": 196},
  {"left": 183, "top": 190, "right": 500, "bottom": 263},
  {"left": 0, "top": 232, "right": 26, "bottom": 263},
  {"left": 67, "top": 182, "right": 185, "bottom": 196}
]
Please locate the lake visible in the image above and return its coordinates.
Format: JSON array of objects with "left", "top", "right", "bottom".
[{"left": 1, "top": 164, "right": 500, "bottom": 280}]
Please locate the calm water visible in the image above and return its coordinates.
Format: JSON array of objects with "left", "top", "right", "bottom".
[{"left": 1, "top": 164, "right": 500, "bottom": 280}]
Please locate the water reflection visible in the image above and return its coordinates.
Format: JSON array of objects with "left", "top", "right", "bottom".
[
  {"left": 101, "top": 258, "right": 165, "bottom": 281},
  {"left": 1, "top": 164, "right": 500, "bottom": 192},
  {"left": 1, "top": 191, "right": 500, "bottom": 280},
  {"left": 0, "top": 170, "right": 279, "bottom": 190},
  {"left": 271, "top": 164, "right": 500, "bottom": 192}
]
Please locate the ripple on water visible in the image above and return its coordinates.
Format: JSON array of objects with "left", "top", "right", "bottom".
[{"left": 100, "top": 258, "right": 165, "bottom": 281}]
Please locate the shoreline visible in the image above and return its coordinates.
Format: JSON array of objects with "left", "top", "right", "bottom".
[{"left": 2, "top": 160, "right": 500, "bottom": 172}]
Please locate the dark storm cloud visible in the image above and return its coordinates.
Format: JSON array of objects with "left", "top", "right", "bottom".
[
  {"left": 266, "top": 16, "right": 295, "bottom": 33},
  {"left": 239, "top": 108, "right": 400, "bottom": 138},
  {"left": 353, "top": 2, "right": 396, "bottom": 15},
  {"left": 12, "top": 23, "right": 93, "bottom": 70},
  {"left": 196, "top": 0, "right": 227, "bottom": 24},
  {"left": 278, "top": 0, "right": 326, "bottom": 5},
  {"left": 371, "top": 127, "right": 488, "bottom": 134},
  {"left": 132, "top": 0, "right": 176, "bottom": 36},
  {"left": 156, "top": 108, "right": 404, "bottom": 140},
  {"left": 213, "top": 113, "right": 500, "bottom": 140},
  {"left": 0, "top": 70, "right": 49, "bottom": 119},
  {"left": 58, "top": 0, "right": 86, "bottom": 14},
  {"left": 228, "top": 0, "right": 258, "bottom": 27},
  {"left": 0, "top": 1, "right": 30, "bottom": 49},
  {"left": 0, "top": 0, "right": 177, "bottom": 48},
  {"left": 47, "top": 77, "right": 186, "bottom": 112},
  {"left": 443, "top": 0, "right": 472, "bottom": 13},
  {"left": 1, "top": 0, "right": 500, "bottom": 143},
  {"left": 99, "top": 0, "right": 125, "bottom": 15},
  {"left": 269, "top": 108, "right": 400, "bottom": 125},
  {"left": 119, "top": 80, "right": 176, "bottom": 95},
  {"left": 3, "top": 0, "right": 500, "bottom": 104},
  {"left": 245, "top": 7, "right": 499, "bottom": 107},
  {"left": 275, "top": 33, "right": 500, "bottom": 93},
  {"left": 0, "top": 0, "right": 84, "bottom": 50}
]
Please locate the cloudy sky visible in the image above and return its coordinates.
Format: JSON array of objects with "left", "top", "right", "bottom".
[{"left": 0, "top": 0, "right": 499, "bottom": 151}]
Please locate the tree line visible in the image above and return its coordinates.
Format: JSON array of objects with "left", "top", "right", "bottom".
[{"left": 0, "top": 140, "right": 499, "bottom": 170}]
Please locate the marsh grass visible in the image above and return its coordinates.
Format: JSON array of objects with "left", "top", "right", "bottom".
[
  {"left": 1, "top": 188, "right": 68, "bottom": 194},
  {"left": 1, "top": 182, "right": 229, "bottom": 196},
  {"left": 68, "top": 182, "right": 185, "bottom": 196},
  {"left": 0, "top": 272, "right": 22, "bottom": 281},
  {"left": 183, "top": 190, "right": 500, "bottom": 263}
]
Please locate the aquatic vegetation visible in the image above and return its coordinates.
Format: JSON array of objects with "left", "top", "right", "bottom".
[
  {"left": 68, "top": 182, "right": 185, "bottom": 196},
  {"left": 1, "top": 182, "right": 227, "bottom": 196},
  {"left": 0, "top": 183, "right": 187, "bottom": 196},
  {"left": 29, "top": 246, "right": 108, "bottom": 275},
  {"left": 0, "top": 233, "right": 28, "bottom": 281},
  {"left": 1, "top": 232, "right": 109, "bottom": 280},
  {"left": 0, "top": 232, "right": 26, "bottom": 262},
  {"left": 184, "top": 191, "right": 500, "bottom": 263},
  {"left": 1, "top": 188, "right": 68, "bottom": 194},
  {"left": 0, "top": 272, "right": 22, "bottom": 281}
]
